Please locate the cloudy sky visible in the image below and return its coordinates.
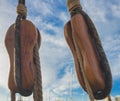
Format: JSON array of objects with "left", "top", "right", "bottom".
[{"left": 0, "top": 0, "right": 120, "bottom": 101}]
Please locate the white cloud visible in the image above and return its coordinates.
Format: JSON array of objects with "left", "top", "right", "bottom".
[
  {"left": 80, "top": 0, "right": 120, "bottom": 81},
  {"left": 42, "top": 66, "right": 80, "bottom": 98},
  {"left": 40, "top": 35, "right": 70, "bottom": 89},
  {"left": 0, "top": 0, "right": 15, "bottom": 92},
  {"left": 58, "top": 12, "right": 70, "bottom": 24},
  {"left": 111, "top": 54, "right": 120, "bottom": 79},
  {"left": 27, "top": 0, "right": 53, "bottom": 16},
  {"left": 81, "top": 0, "right": 107, "bottom": 22},
  {"left": 111, "top": 3, "right": 120, "bottom": 18},
  {"left": 102, "top": 34, "right": 120, "bottom": 79},
  {"left": 0, "top": 47, "right": 9, "bottom": 89},
  {"left": 0, "top": 0, "right": 120, "bottom": 101}
]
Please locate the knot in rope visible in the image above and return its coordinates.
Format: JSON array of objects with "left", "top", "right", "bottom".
[
  {"left": 16, "top": 4, "right": 27, "bottom": 17},
  {"left": 67, "top": 0, "right": 82, "bottom": 13}
]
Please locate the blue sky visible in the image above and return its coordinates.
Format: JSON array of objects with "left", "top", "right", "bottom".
[{"left": 0, "top": 0, "right": 120, "bottom": 101}]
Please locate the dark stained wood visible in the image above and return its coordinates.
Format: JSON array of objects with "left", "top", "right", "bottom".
[
  {"left": 5, "top": 19, "right": 41, "bottom": 94},
  {"left": 5, "top": 24, "right": 18, "bottom": 93},
  {"left": 64, "top": 21, "right": 86, "bottom": 90},
  {"left": 64, "top": 14, "right": 105, "bottom": 94}
]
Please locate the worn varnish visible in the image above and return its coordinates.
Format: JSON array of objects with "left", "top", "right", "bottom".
[
  {"left": 64, "top": 14, "right": 107, "bottom": 98},
  {"left": 5, "top": 19, "right": 41, "bottom": 95}
]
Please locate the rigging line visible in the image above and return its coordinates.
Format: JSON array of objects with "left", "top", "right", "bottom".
[{"left": 19, "top": 0, "right": 25, "bottom": 5}]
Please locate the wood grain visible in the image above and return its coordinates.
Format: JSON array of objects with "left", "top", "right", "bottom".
[
  {"left": 64, "top": 14, "right": 105, "bottom": 94},
  {"left": 5, "top": 19, "right": 41, "bottom": 94}
]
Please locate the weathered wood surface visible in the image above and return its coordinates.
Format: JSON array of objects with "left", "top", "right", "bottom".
[
  {"left": 64, "top": 14, "right": 105, "bottom": 96},
  {"left": 5, "top": 19, "right": 41, "bottom": 95}
]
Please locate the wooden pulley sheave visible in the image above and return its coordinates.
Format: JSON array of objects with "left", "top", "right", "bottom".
[
  {"left": 64, "top": 0, "right": 112, "bottom": 100},
  {"left": 5, "top": 0, "right": 43, "bottom": 101}
]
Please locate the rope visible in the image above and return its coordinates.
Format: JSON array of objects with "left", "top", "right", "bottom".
[
  {"left": 19, "top": 0, "right": 25, "bottom": 5},
  {"left": 106, "top": 95, "right": 112, "bottom": 101},
  {"left": 12, "top": 0, "right": 42, "bottom": 100},
  {"left": 15, "top": 14, "right": 22, "bottom": 95},
  {"left": 67, "top": 0, "right": 82, "bottom": 13},
  {"left": 11, "top": 92, "right": 15, "bottom": 101},
  {"left": 14, "top": 0, "right": 32, "bottom": 98},
  {"left": 81, "top": 10, "right": 112, "bottom": 99},
  {"left": 15, "top": 0, "right": 27, "bottom": 91},
  {"left": 33, "top": 43, "right": 43, "bottom": 101},
  {"left": 67, "top": 0, "right": 95, "bottom": 100},
  {"left": 69, "top": 5, "right": 112, "bottom": 100},
  {"left": 15, "top": 12, "right": 32, "bottom": 97},
  {"left": 16, "top": 4, "right": 27, "bottom": 17},
  {"left": 15, "top": 0, "right": 26, "bottom": 94},
  {"left": 71, "top": 31, "right": 95, "bottom": 101},
  {"left": 17, "top": 0, "right": 27, "bottom": 19}
]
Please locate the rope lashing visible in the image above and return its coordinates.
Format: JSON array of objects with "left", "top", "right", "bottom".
[
  {"left": 16, "top": 0, "right": 27, "bottom": 19},
  {"left": 11, "top": 92, "right": 15, "bottom": 101},
  {"left": 67, "top": 0, "right": 82, "bottom": 14},
  {"left": 16, "top": 3, "right": 27, "bottom": 17}
]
